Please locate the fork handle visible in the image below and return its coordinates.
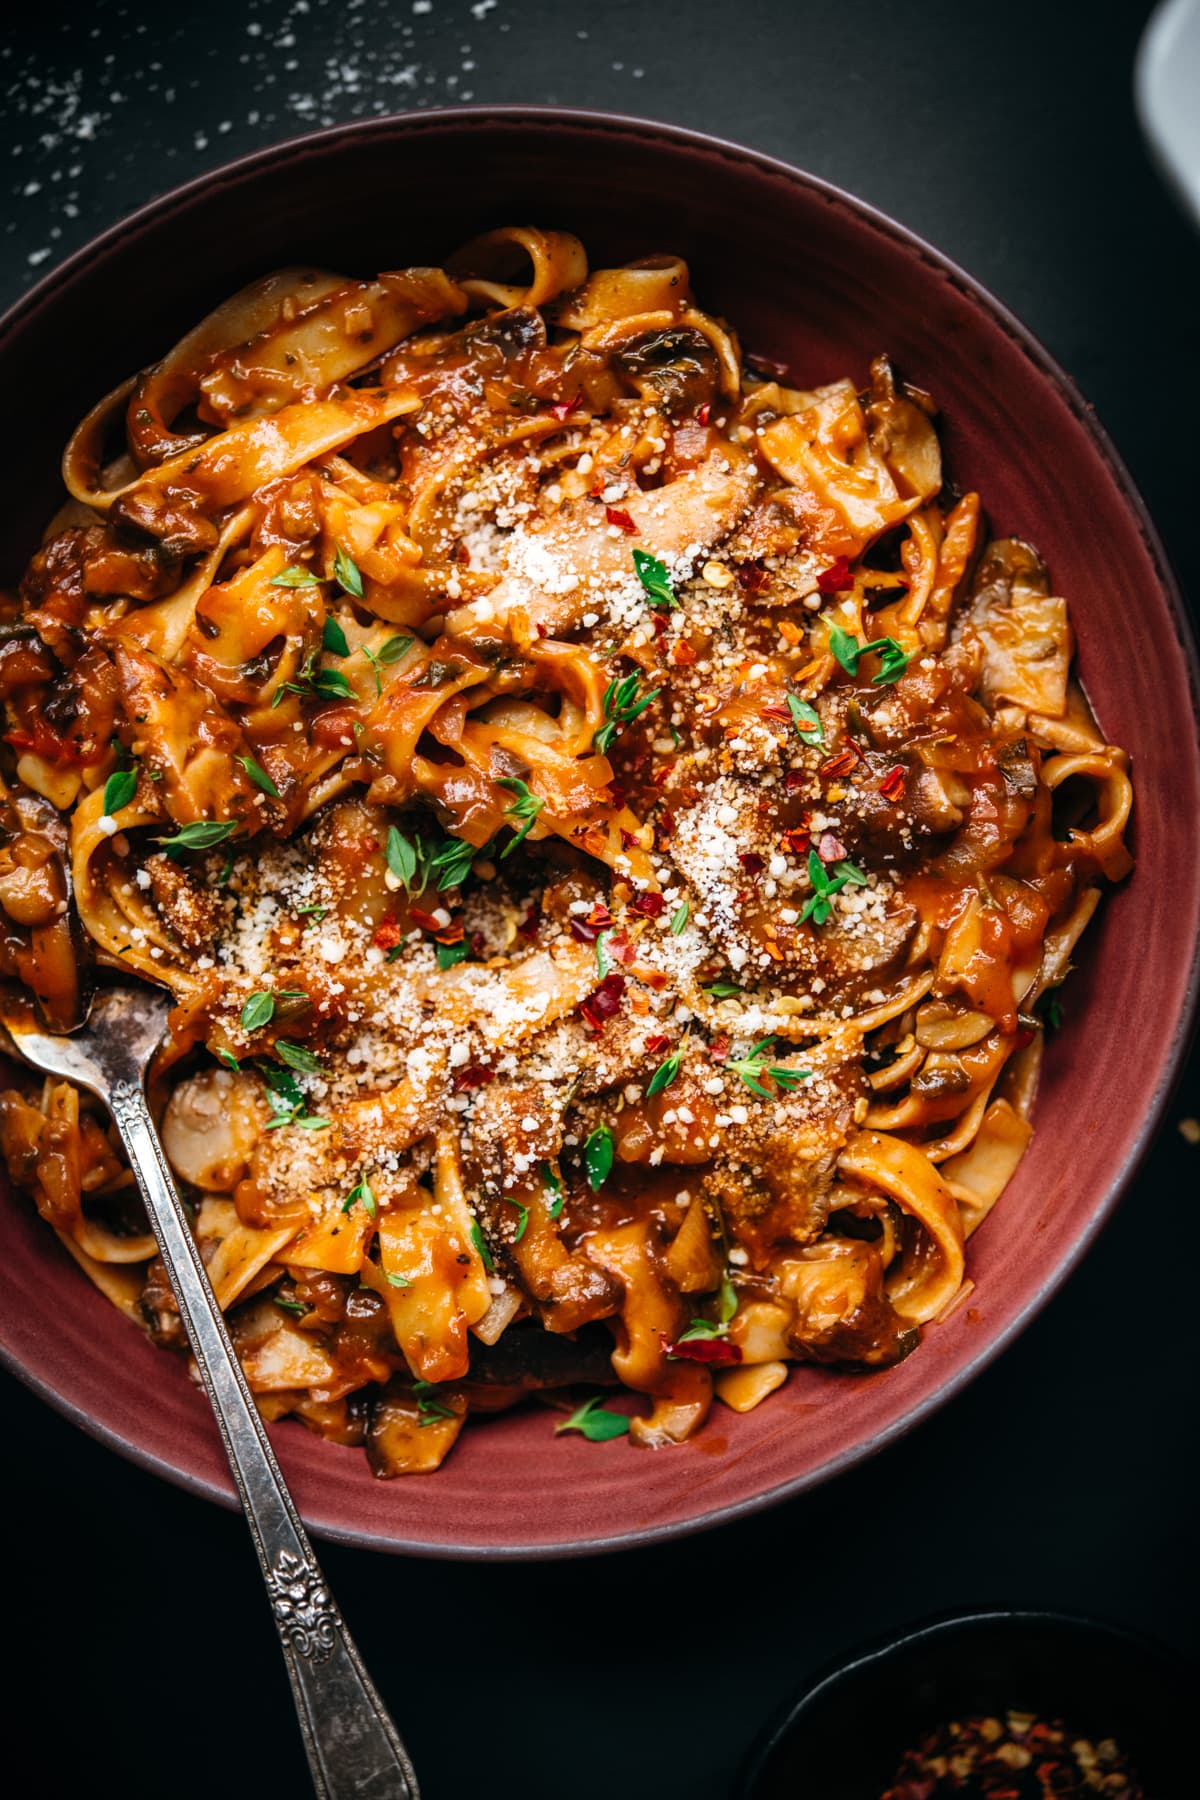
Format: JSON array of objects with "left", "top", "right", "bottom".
[{"left": 110, "top": 1077, "right": 419, "bottom": 1800}]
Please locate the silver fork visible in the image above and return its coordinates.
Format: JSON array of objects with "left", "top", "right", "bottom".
[{"left": 6, "top": 985, "right": 419, "bottom": 1800}]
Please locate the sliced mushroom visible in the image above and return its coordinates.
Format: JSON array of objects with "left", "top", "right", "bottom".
[
  {"left": 914, "top": 1000, "right": 994, "bottom": 1051},
  {"left": 613, "top": 325, "right": 720, "bottom": 413},
  {"left": 161, "top": 1067, "right": 265, "bottom": 1191},
  {"left": 864, "top": 355, "right": 942, "bottom": 502}
]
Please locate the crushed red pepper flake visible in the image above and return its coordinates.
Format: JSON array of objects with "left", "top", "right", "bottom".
[
  {"left": 819, "top": 746, "right": 860, "bottom": 779},
  {"left": 451, "top": 1065, "right": 495, "bottom": 1094},
  {"left": 643, "top": 1034, "right": 671, "bottom": 1056},
  {"left": 580, "top": 971, "right": 626, "bottom": 1031},
  {"left": 879, "top": 764, "right": 907, "bottom": 802},
  {"left": 880, "top": 1709, "right": 1147, "bottom": 1800},
  {"left": 604, "top": 505, "right": 638, "bottom": 534},
  {"left": 738, "top": 851, "right": 765, "bottom": 874},
  {"left": 737, "top": 561, "right": 769, "bottom": 593},
  {"left": 551, "top": 390, "right": 584, "bottom": 420},
  {"left": 696, "top": 402, "right": 711, "bottom": 425},
  {"left": 816, "top": 554, "right": 853, "bottom": 593},
  {"left": 629, "top": 892, "right": 665, "bottom": 919},
  {"left": 372, "top": 917, "right": 403, "bottom": 952}
]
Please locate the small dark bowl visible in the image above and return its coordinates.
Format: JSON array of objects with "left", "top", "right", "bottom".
[
  {"left": 738, "top": 1610, "right": 1193, "bottom": 1799},
  {"left": 0, "top": 107, "right": 1198, "bottom": 1557}
]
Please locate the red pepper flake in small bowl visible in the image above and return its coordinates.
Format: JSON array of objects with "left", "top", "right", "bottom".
[
  {"left": 816, "top": 554, "right": 853, "bottom": 593},
  {"left": 880, "top": 1709, "right": 1148, "bottom": 1800},
  {"left": 604, "top": 505, "right": 638, "bottom": 534},
  {"left": 879, "top": 764, "right": 907, "bottom": 802}
]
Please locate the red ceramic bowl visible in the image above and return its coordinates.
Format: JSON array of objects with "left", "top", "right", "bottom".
[{"left": 1, "top": 109, "right": 1197, "bottom": 1558}]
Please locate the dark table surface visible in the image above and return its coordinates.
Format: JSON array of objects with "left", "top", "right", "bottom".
[{"left": 3, "top": 3, "right": 1197, "bottom": 1797}]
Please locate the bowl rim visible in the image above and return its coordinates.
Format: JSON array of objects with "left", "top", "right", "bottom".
[
  {"left": 735, "top": 1605, "right": 1192, "bottom": 1797},
  {"left": 1, "top": 103, "right": 1198, "bottom": 1558}
]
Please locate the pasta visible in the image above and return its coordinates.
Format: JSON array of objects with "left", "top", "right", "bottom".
[{"left": 0, "top": 227, "right": 1132, "bottom": 1474}]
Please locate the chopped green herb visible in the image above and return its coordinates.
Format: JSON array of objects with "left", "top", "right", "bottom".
[
  {"left": 341, "top": 1177, "right": 377, "bottom": 1218},
  {"left": 497, "top": 777, "right": 545, "bottom": 857},
  {"left": 386, "top": 825, "right": 421, "bottom": 893},
  {"left": 311, "top": 667, "right": 355, "bottom": 701},
  {"left": 828, "top": 625, "right": 909, "bottom": 685},
  {"left": 596, "top": 931, "right": 612, "bottom": 979},
  {"left": 412, "top": 1379, "right": 456, "bottom": 1426},
  {"left": 103, "top": 767, "right": 138, "bottom": 814},
  {"left": 555, "top": 1396, "right": 630, "bottom": 1441},
  {"left": 504, "top": 1197, "right": 530, "bottom": 1243},
  {"left": 275, "top": 1040, "right": 323, "bottom": 1074},
  {"left": 677, "top": 1317, "right": 727, "bottom": 1342},
  {"left": 333, "top": 546, "right": 364, "bottom": 599},
  {"left": 238, "top": 754, "right": 279, "bottom": 799},
  {"left": 384, "top": 1270, "right": 411, "bottom": 1288},
  {"left": 274, "top": 1296, "right": 310, "bottom": 1317},
  {"left": 583, "top": 1124, "right": 614, "bottom": 1191},
  {"left": 375, "top": 634, "right": 413, "bottom": 665},
  {"left": 322, "top": 615, "right": 350, "bottom": 657},
  {"left": 469, "top": 1219, "right": 495, "bottom": 1271},
  {"left": 727, "top": 1036, "right": 812, "bottom": 1100},
  {"left": 240, "top": 990, "right": 276, "bottom": 1032},
  {"left": 297, "top": 904, "right": 328, "bottom": 925},
  {"left": 670, "top": 899, "right": 690, "bottom": 935},
  {"left": 158, "top": 820, "right": 238, "bottom": 855},
  {"left": 541, "top": 1162, "right": 565, "bottom": 1220},
  {"left": 787, "top": 693, "right": 824, "bottom": 744},
  {"left": 632, "top": 547, "right": 677, "bottom": 611},
  {"left": 436, "top": 940, "right": 470, "bottom": 971},
  {"left": 429, "top": 835, "right": 477, "bottom": 891},
  {"left": 270, "top": 566, "right": 322, "bottom": 589},
  {"left": 1040, "top": 990, "right": 1064, "bottom": 1031},
  {"left": 593, "top": 670, "right": 661, "bottom": 755},
  {"left": 800, "top": 848, "right": 870, "bottom": 926},
  {"left": 703, "top": 981, "right": 742, "bottom": 999},
  {"left": 645, "top": 1046, "right": 683, "bottom": 1098},
  {"left": 217, "top": 1049, "right": 241, "bottom": 1072}
]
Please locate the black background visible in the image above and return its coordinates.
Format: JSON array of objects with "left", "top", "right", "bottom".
[{"left": 2, "top": 4, "right": 1197, "bottom": 1798}]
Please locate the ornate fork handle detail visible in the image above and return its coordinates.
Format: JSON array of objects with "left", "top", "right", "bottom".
[{"left": 109, "top": 1078, "right": 418, "bottom": 1799}]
